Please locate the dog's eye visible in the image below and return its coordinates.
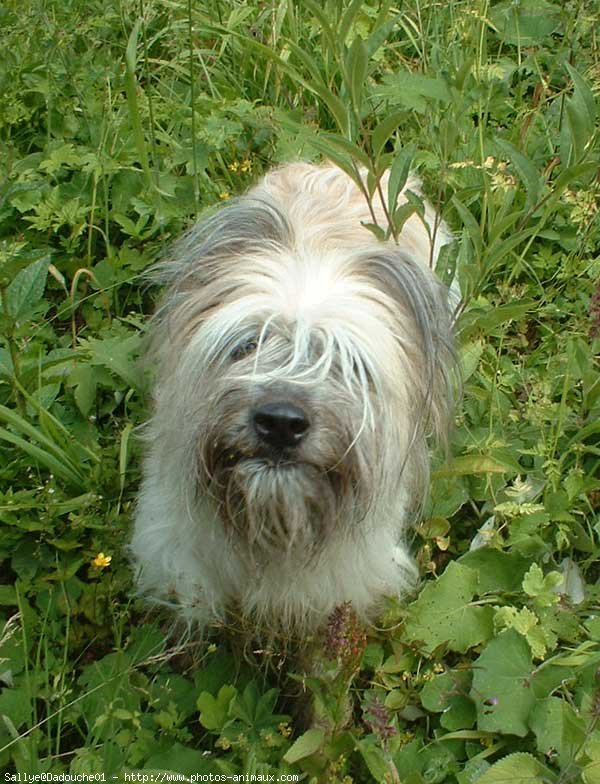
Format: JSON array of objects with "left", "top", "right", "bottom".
[{"left": 230, "top": 338, "right": 258, "bottom": 361}]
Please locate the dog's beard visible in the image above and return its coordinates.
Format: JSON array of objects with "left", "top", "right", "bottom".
[
  {"left": 200, "top": 411, "right": 370, "bottom": 559},
  {"left": 225, "top": 459, "right": 338, "bottom": 552},
  {"left": 206, "top": 450, "right": 367, "bottom": 558}
]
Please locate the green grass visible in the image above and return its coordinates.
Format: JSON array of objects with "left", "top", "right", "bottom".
[{"left": 1, "top": 0, "right": 599, "bottom": 780}]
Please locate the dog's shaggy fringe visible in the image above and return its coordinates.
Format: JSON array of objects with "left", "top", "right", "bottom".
[{"left": 131, "top": 162, "right": 456, "bottom": 635}]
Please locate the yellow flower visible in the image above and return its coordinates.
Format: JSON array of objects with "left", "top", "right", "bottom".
[
  {"left": 219, "top": 191, "right": 230, "bottom": 200},
  {"left": 92, "top": 552, "right": 112, "bottom": 569},
  {"left": 228, "top": 159, "right": 252, "bottom": 175}
]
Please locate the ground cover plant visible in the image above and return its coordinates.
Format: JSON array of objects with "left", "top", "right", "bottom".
[{"left": 0, "top": 0, "right": 599, "bottom": 780}]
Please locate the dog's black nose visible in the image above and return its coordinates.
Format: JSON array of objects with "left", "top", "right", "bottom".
[{"left": 252, "top": 403, "right": 310, "bottom": 450}]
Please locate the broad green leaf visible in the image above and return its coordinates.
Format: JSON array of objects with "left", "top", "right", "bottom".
[
  {"left": 283, "top": 728, "right": 324, "bottom": 763},
  {"left": 362, "top": 642, "right": 384, "bottom": 670},
  {"left": 82, "top": 334, "right": 143, "bottom": 390},
  {"left": 69, "top": 748, "right": 105, "bottom": 775},
  {"left": 563, "top": 64, "right": 597, "bottom": 164},
  {"left": 459, "top": 549, "right": 531, "bottom": 594},
  {"left": 420, "top": 669, "right": 476, "bottom": 730},
  {"left": 4, "top": 256, "right": 50, "bottom": 322},
  {"left": 460, "top": 339, "right": 484, "bottom": 383},
  {"left": 146, "top": 744, "right": 220, "bottom": 775},
  {"left": 0, "top": 586, "right": 17, "bottom": 605},
  {"left": 404, "top": 562, "right": 494, "bottom": 653},
  {"left": 390, "top": 201, "right": 419, "bottom": 238},
  {"left": 522, "top": 563, "right": 562, "bottom": 607},
  {"left": 78, "top": 650, "right": 140, "bottom": 737},
  {"left": 529, "top": 697, "right": 586, "bottom": 768},
  {"left": 460, "top": 300, "right": 533, "bottom": 337},
  {"left": 197, "top": 685, "right": 236, "bottom": 732},
  {"left": 372, "top": 112, "right": 406, "bottom": 159},
  {"left": 69, "top": 364, "right": 97, "bottom": 417},
  {"left": 495, "top": 139, "right": 542, "bottom": 212},
  {"left": 388, "top": 143, "right": 416, "bottom": 214},
  {"left": 417, "top": 516, "right": 450, "bottom": 539},
  {"left": 356, "top": 737, "right": 393, "bottom": 781},
  {"left": 494, "top": 606, "right": 550, "bottom": 659},
  {"left": 318, "top": 132, "right": 370, "bottom": 168},
  {"left": 471, "top": 630, "right": 536, "bottom": 737},
  {"left": 228, "top": 681, "right": 287, "bottom": 729},
  {"left": 393, "top": 738, "right": 458, "bottom": 782},
  {"left": 38, "top": 142, "right": 85, "bottom": 174},
  {"left": 490, "top": 0, "right": 561, "bottom": 46},
  {"left": 452, "top": 197, "right": 483, "bottom": 255},
  {"left": 427, "top": 474, "right": 469, "bottom": 517},
  {"left": 586, "top": 617, "right": 600, "bottom": 641},
  {"left": 376, "top": 71, "right": 451, "bottom": 112},
  {"left": 339, "top": 0, "right": 366, "bottom": 44},
  {"left": 456, "top": 758, "right": 491, "bottom": 784},
  {"left": 581, "top": 735, "right": 600, "bottom": 784},
  {"left": 552, "top": 161, "right": 598, "bottom": 194},
  {"left": 433, "top": 454, "right": 513, "bottom": 478},
  {"left": 0, "top": 348, "right": 13, "bottom": 377},
  {"left": 30, "top": 382, "right": 60, "bottom": 411},
  {"left": 127, "top": 625, "right": 166, "bottom": 665},
  {"left": 346, "top": 35, "right": 368, "bottom": 112},
  {"left": 0, "top": 685, "right": 32, "bottom": 730},
  {"left": 440, "top": 695, "right": 477, "bottom": 731},
  {"left": 298, "top": 128, "right": 369, "bottom": 182},
  {"left": 365, "top": 13, "right": 401, "bottom": 58},
  {"left": 478, "top": 752, "right": 553, "bottom": 784},
  {"left": 193, "top": 649, "right": 237, "bottom": 697}
]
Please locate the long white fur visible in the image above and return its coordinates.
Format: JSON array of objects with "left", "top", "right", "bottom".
[{"left": 131, "top": 163, "right": 454, "bottom": 634}]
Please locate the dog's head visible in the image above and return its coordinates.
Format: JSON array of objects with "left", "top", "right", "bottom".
[{"left": 148, "top": 167, "right": 455, "bottom": 560}]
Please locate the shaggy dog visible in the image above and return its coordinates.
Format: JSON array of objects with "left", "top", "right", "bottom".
[{"left": 131, "top": 162, "right": 455, "bottom": 636}]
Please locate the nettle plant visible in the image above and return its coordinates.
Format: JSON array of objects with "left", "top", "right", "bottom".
[{"left": 0, "top": 0, "right": 599, "bottom": 780}]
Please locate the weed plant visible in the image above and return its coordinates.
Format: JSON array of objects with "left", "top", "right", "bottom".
[{"left": 0, "top": 0, "right": 599, "bottom": 781}]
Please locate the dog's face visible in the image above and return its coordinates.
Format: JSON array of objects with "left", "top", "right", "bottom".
[
  {"left": 149, "top": 177, "right": 454, "bottom": 563},
  {"left": 197, "top": 320, "right": 376, "bottom": 556}
]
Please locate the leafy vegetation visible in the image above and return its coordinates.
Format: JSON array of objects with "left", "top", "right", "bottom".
[{"left": 1, "top": 0, "right": 599, "bottom": 780}]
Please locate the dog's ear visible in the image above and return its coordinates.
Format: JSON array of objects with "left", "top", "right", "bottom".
[
  {"left": 150, "top": 197, "right": 291, "bottom": 290},
  {"left": 146, "top": 197, "right": 292, "bottom": 373},
  {"left": 365, "top": 249, "right": 456, "bottom": 446}
]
